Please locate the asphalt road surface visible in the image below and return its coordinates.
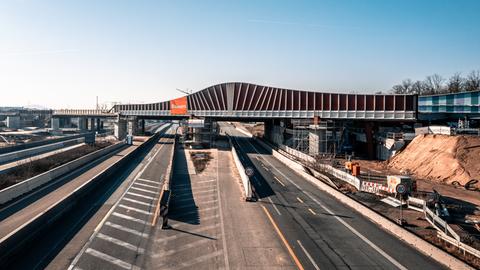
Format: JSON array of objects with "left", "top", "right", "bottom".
[{"left": 220, "top": 122, "right": 445, "bottom": 270}]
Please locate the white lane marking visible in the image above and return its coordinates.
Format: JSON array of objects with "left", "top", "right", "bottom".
[
  {"left": 134, "top": 182, "right": 159, "bottom": 189},
  {"left": 172, "top": 193, "right": 215, "bottom": 203},
  {"left": 175, "top": 188, "right": 215, "bottom": 196},
  {"left": 173, "top": 185, "right": 215, "bottom": 192},
  {"left": 172, "top": 199, "right": 217, "bottom": 211},
  {"left": 97, "top": 233, "right": 145, "bottom": 253},
  {"left": 85, "top": 248, "right": 141, "bottom": 270},
  {"left": 137, "top": 178, "right": 160, "bottom": 185},
  {"left": 170, "top": 205, "right": 219, "bottom": 218},
  {"left": 130, "top": 186, "right": 158, "bottom": 195},
  {"left": 126, "top": 191, "right": 156, "bottom": 201},
  {"left": 244, "top": 139, "right": 408, "bottom": 270},
  {"left": 152, "top": 238, "right": 212, "bottom": 258},
  {"left": 68, "top": 125, "right": 175, "bottom": 270},
  {"left": 112, "top": 212, "right": 147, "bottom": 225},
  {"left": 308, "top": 208, "right": 317, "bottom": 215},
  {"left": 118, "top": 204, "right": 152, "bottom": 215},
  {"left": 156, "top": 223, "right": 220, "bottom": 243},
  {"left": 297, "top": 197, "right": 304, "bottom": 204},
  {"left": 297, "top": 240, "right": 320, "bottom": 270},
  {"left": 273, "top": 176, "right": 286, "bottom": 187},
  {"left": 304, "top": 191, "right": 407, "bottom": 270},
  {"left": 172, "top": 179, "right": 215, "bottom": 187},
  {"left": 122, "top": 197, "right": 152, "bottom": 207},
  {"left": 267, "top": 196, "right": 282, "bottom": 215},
  {"left": 105, "top": 221, "right": 148, "bottom": 238},
  {"left": 216, "top": 149, "right": 230, "bottom": 270},
  {"left": 158, "top": 249, "right": 223, "bottom": 270}
]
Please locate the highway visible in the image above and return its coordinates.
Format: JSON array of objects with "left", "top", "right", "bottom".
[
  {"left": 0, "top": 125, "right": 171, "bottom": 269},
  {"left": 220, "top": 122, "right": 445, "bottom": 270}
]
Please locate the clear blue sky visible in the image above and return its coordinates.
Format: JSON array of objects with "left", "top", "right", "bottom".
[{"left": 1, "top": 0, "right": 479, "bottom": 108}]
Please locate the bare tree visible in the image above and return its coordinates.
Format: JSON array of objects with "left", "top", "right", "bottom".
[
  {"left": 411, "top": 80, "right": 426, "bottom": 95},
  {"left": 424, "top": 74, "right": 445, "bottom": 94},
  {"left": 464, "top": 70, "right": 480, "bottom": 91},
  {"left": 447, "top": 73, "right": 464, "bottom": 93},
  {"left": 391, "top": 79, "right": 413, "bottom": 94}
]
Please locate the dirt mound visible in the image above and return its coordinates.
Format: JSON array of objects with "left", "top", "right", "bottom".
[{"left": 388, "top": 134, "right": 480, "bottom": 188}]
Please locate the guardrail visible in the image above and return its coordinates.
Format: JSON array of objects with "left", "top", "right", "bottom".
[
  {"left": 0, "top": 137, "right": 85, "bottom": 165},
  {"left": 228, "top": 135, "right": 254, "bottom": 201},
  {"left": 408, "top": 196, "right": 480, "bottom": 260},
  {"left": 0, "top": 141, "right": 126, "bottom": 204},
  {"left": 0, "top": 131, "right": 161, "bottom": 265},
  {"left": 0, "top": 132, "right": 93, "bottom": 155}
]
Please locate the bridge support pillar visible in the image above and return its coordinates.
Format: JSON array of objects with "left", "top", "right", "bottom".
[
  {"left": 364, "top": 122, "right": 375, "bottom": 159},
  {"left": 127, "top": 117, "right": 138, "bottom": 136},
  {"left": 90, "top": 118, "right": 95, "bottom": 131},
  {"left": 78, "top": 117, "right": 87, "bottom": 131},
  {"left": 140, "top": 119, "right": 145, "bottom": 135},
  {"left": 114, "top": 117, "right": 127, "bottom": 140},
  {"left": 264, "top": 119, "right": 284, "bottom": 145},
  {"left": 51, "top": 118, "right": 60, "bottom": 130},
  {"left": 96, "top": 118, "right": 101, "bottom": 132}
]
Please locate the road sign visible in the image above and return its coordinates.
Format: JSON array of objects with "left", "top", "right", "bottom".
[
  {"left": 245, "top": 167, "right": 254, "bottom": 177},
  {"left": 396, "top": 183, "right": 407, "bottom": 194}
]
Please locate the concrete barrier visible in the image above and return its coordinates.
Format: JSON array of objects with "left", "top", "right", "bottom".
[
  {"left": 0, "top": 133, "right": 93, "bottom": 155},
  {"left": 0, "top": 137, "right": 85, "bottom": 165},
  {"left": 0, "top": 131, "right": 162, "bottom": 265},
  {"left": 228, "top": 136, "right": 253, "bottom": 200},
  {"left": 255, "top": 138, "right": 473, "bottom": 270},
  {"left": 0, "top": 141, "right": 126, "bottom": 204}
]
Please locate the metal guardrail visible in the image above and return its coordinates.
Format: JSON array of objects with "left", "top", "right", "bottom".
[{"left": 408, "top": 196, "right": 480, "bottom": 259}]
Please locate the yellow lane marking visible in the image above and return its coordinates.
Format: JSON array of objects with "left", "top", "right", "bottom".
[
  {"left": 274, "top": 176, "right": 286, "bottom": 187},
  {"left": 308, "top": 208, "right": 317, "bottom": 216},
  {"left": 296, "top": 197, "right": 304, "bottom": 204},
  {"left": 261, "top": 205, "right": 304, "bottom": 270}
]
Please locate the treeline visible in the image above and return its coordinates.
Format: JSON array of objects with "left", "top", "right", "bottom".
[{"left": 391, "top": 70, "right": 480, "bottom": 95}]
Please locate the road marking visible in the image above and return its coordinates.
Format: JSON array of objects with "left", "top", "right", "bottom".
[
  {"left": 172, "top": 199, "right": 217, "bottom": 211},
  {"left": 156, "top": 223, "right": 220, "bottom": 243},
  {"left": 119, "top": 204, "right": 152, "bottom": 215},
  {"left": 297, "top": 240, "right": 320, "bottom": 270},
  {"left": 126, "top": 191, "right": 156, "bottom": 201},
  {"left": 153, "top": 238, "right": 212, "bottom": 258},
  {"left": 175, "top": 188, "right": 215, "bottom": 196},
  {"left": 97, "top": 233, "right": 145, "bottom": 253},
  {"left": 173, "top": 185, "right": 215, "bottom": 192},
  {"left": 308, "top": 208, "right": 317, "bottom": 215},
  {"left": 134, "top": 182, "right": 159, "bottom": 189},
  {"left": 267, "top": 196, "right": 282, "bottom": 215},
  {"left": 122, "top": 197, "right": 152, "bottom": 207},
  {"left": 245, "top": 139, "right": 408, "bottom": 270},
  {"left": 104, "top": 221, "right": 149, "bottom": 238},
  {"left": 85, "top": 248, "right": 140, "bottom": 270},
  {"left": 158, "top": 249, "right": 224, "bottom": 270},
  {"left": 261, "top": 205, "right": 304, "bottom": 270},
  {"left": 112, "top": 212, "right": 147, "bottom": 225},
  {"left": 137, "top": 178, "right": 160, "bottom": 185},
  {"left": 170, "top": 205, "right": 219, "bottom": 218},
  {"left": 297, "top": 197, "right": 304, "bottom": 204},
  {"left": 68, "top": 125, "right": 173, "bottom": 270},
  {"left": 274, "top": 176, "right": 286, "bottom": 187},
  {"left": 130, "top": 186, "right": 158, "bottom": 195}
]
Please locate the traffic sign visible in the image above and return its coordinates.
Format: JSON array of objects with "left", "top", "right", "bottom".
[
  {"left": 396, "top": 183, "right": 407, "bottom": 194},
  {"left": 245, "top": 167, "right": 255, "bottom": 177}
]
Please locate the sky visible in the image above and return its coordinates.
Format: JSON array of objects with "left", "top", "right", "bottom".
[{"left": 1, "top": 0, "right": 479, "bottom": 109}]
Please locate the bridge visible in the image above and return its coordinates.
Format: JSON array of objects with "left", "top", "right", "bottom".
[{"left": 111, "top": 82, "right": 417, "bottom": 120}]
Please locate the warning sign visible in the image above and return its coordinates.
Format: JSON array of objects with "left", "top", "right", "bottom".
[{"left": 170, "top": 96, "right": 187, "bottom": 115}]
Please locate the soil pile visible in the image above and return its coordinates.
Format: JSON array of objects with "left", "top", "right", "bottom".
[{"left": 388, "top": 134, "right": 480, "bottom": 188}]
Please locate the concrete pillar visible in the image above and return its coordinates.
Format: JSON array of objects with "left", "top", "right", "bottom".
[
  {"left": 140, "top": 119, "right": 145, "bottom": 135},
  {"left": 96, "top": 118, "right": 101, "bottom": 131},
  {"left": 6, "top": 116, "right": 21, "bottom": 129},
  {"left": 78, "top": 117, "right": 87, "bottom": 131},
  {"left": 90, "top": 118, "right": 95, "bottom": 131},
  {"left": 114, "top": 118, "right": 127, "bottom": 140},
  {"left": 364, "top": 122, "right": 375, "bottom": 160},
  {"left": 127, "top": 117, "right": 138, "bottom": 136},
  {"left": 51, "top": 118, "right": 60, "bottom": 130}
]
